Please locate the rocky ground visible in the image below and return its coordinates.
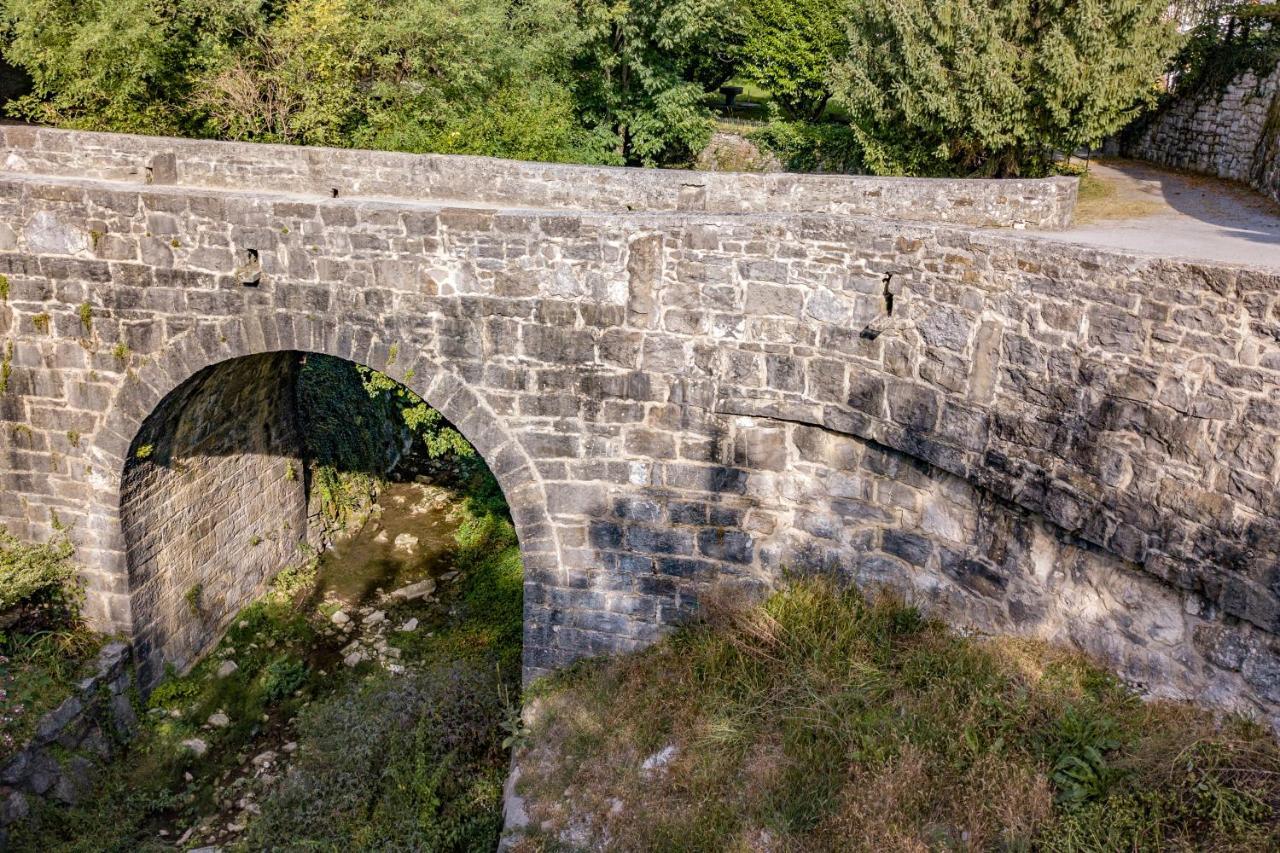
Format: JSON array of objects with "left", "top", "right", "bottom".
[{"left": 169, "top": 501, "right": 467, "bottom": 850}]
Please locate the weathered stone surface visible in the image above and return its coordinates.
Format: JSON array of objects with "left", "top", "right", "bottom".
[
  {"left": 1126, "top": 60, "right": 1280, "bottom": 205},
  {"left": 0, "top": 642, "right": 137, "bottom": 831},
  {"left": 0, "top": 127, "right": 1077, "bottom": 229},
  {"left": 0, "top": 128, "right": 1277, "bottom": 729}
]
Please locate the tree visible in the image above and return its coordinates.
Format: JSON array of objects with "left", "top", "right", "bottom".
[
  {"left": 2, "top": 0, "right": 614, "bottom": 163},
  {"left": 0, "top": 0, "right": 264, "bottom": 133},
  {"left": 738, "top": 0, "right": 851, "bottom": 121},
  {"left": 835, "top": 0, "right": 1180, "bottom": 177},
  {"left": 195, "top": 0, "right": 365, "bottom": 146},
  {"left": 573, "top": 0, "right": 735, "bottom": 166},
  {"left": 352, "top": 0, "right": 613, "bottom": 163}
]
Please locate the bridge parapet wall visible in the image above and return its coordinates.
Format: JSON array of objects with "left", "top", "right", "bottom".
[
  {"left": 0, "top": 133, "right": 1278, "bottom": 724},
  {"left": 0, "top": 127, "right": 1077, "bottom": 229}
]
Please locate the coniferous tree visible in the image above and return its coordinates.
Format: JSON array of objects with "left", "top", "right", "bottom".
[{"left": 836, "top": 0, "right": 1180, "bottom": 176}]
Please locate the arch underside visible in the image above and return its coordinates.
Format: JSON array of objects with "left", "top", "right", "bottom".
[{"left": 101, "top": 326, "right": 555, "bottom": 684}]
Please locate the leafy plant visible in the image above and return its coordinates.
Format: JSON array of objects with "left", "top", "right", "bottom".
[
  {"left": 185, "top": 583, "right": 203, "bottom": 616},
  {"left": 260, "top": 656, "right": 307, "bottom": 703},
  {"left": 750, "top": 118, "right": 862, "bottom": 173},
  {"left": 0, "top": 530, "right": 78, "bottom": 614},
  {"left": 738, "top": 0, "right": 851, "bottom": 121}
]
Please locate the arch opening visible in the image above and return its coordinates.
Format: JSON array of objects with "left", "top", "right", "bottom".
[{"left": 118, "top": 350, "right": 526, "bottom": 686}]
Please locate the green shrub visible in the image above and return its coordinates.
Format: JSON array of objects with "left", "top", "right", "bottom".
[
  {"left": 0, "top": 529, "right": 78, "bottom": 616},
  {"left": 260, "top": 657, "right": 308, "bottom": 703},
  {"left": 835, "top": 0, "right": 1180, "bottom": 176},
  {"left": 246, "top": 658, "right": 509, "bottom": 849},
  {"left": 749, "top": 119, "right": 863, "bottom": 174}
]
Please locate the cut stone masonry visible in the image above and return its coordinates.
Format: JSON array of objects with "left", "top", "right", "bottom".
[{"left": 1, "top": 127, "right": 1278, "bottom": 728}]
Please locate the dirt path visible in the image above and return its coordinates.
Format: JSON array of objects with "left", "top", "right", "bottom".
[{"left": 1035, "top": 158, "right": 1280, "bottom": 269}]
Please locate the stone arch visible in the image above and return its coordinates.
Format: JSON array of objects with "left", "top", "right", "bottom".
[{"left": 83, "top": 313, "right": 557, "bottom": 683}]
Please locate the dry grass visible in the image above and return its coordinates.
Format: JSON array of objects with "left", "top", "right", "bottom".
[
  {"left": 1072, "top": 171, "right": 1166, "bottom": 224},
  {"left": 514, "top": 579, "right": 1280, "bottom": 852}
]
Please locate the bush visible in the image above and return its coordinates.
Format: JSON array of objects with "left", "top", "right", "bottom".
[
  {"left": 0, "top": 529, "right": 79, "bottom": 624},
  {"left": 259, "top": 656, "right": 308, "bottom": 703},
  {"left": 749, "top": 119, "right": 863, "bottom": 174},
  {"left": 245, "top": 660, "right": 509, "bottom": 850},
  {"left": 0, "top": 531, "right": 99, "bottom": 760}
]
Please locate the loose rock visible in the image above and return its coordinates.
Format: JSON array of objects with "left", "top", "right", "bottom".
[
  {"left": 387, "top": 579, "right": 435, "bottom": 602},
  {"left": 181, "top": 738, "right": 209, "bottom": 758}
]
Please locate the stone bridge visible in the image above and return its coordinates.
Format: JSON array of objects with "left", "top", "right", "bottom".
[{"left": 2, "top": 127, "right": 1279, "bottom": 726}]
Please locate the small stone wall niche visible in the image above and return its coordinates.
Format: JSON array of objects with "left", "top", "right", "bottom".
[{"left": 0, "top": 642, "right": 138, "bottom": 847}]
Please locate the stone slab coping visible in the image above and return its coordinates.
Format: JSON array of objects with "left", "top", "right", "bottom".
[{"left": 0, "top": 126, "right": 1078, "bottom": 230}]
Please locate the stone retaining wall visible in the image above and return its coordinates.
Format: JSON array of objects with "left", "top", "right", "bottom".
[
  {"left": 1, "top": 129, "right": 1278, "bottom": 728},
  {"left": 1126, "top": 62, "right": 1280, "bottom": 204},
  {"left": 0, "top": 127, "right": 1078, "bottom": 229},
  {"left": 0, "top": 642, "right": 136, "bottom": 847}
]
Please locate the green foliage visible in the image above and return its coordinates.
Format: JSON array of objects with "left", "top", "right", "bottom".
[
  {"left": 521, "top": 577, "right": 1280, "bottom": 850},
  {"left": 0, "top": 0, "right": 622, "bottom": 163},
  {"left": 0, "top": 0, "right": 258, "bottom": 132},
  {"left": 0, "top": 531, "right": 99, "bottom": 758},
  {"left": 834, "top": 0, "right": 1180, "bottom": 177},
  {"left": 1048, "top": 709, "right": 1124, "bottom": 805},
  {"left": 244, "top": 659, "right": 508, "bottom": 849},
  {"left": 573, "top": 0, "right": 734, "bottom": 165},
  {"left": 738, "top": 0, "right": 850, "bottom": 121},
  {"left": 0, "top": 528, "right": 77, "bottom": 613},
  {"left": 111, "top": 342, "right": 130, "bottom": 361},
  {"left": 134, "top": 443, "right": 153, "bottom": 459},
  {"left": 351, "top": 0, "right": 615, "bottom": 163},
  {"left": 184, "top": 583, "right": 202, "bottom": 616},
  {"left": 76, "top": 301, "right": 91, "bottom": 331},
  {"left": 749, "top": 119, "right": 862, "bottom": 173},
  {"left": 0, "top": 341, "right": 12, "bottom": 395},
  {"left": 31, "top": 312, "right": 49, "bottom": 333},
  {"left": 0, "top": 274, "right": 8, "bottom": 301},
  {"left": 259, "top": 656, "right": 307, "bottom": 702},
  {"left": 1164, "top": 1, "right": 1280, "bottom": 102}
]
